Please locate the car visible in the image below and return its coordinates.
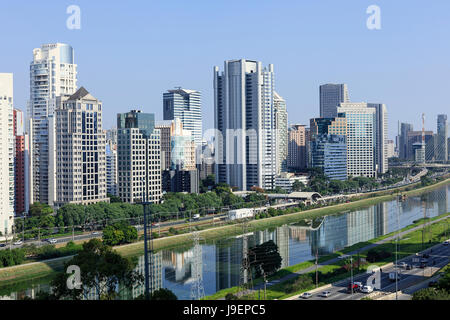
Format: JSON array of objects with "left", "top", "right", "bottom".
[
  {"left": 419, "top": 263, "right": 426, "bottom": 269},
  {"left": 300, "top": 292, "right": 313, "bottom": 299},
  {"left": 0, "top": 243, "right": 6, "bottom": 248},
  {"left": 92, "top": 231, "right": 100, "bottom": 235},
  {"left": 420, "top": 258, "right": 428, "bottom": 264},
  {"left": 443, "top": 240, "right": 449, "bottom": 246},
  {"left": 48, "top": 239, "right": 57, "bottom": 244},
  {"left": 13, "top": 240, "right": 23, "bottom": 246},
  {"left": 354, "top": 282, "right": 364, "bottom": 290},
  {"left": 428, "top": 280, "right": 438, "bottom": 287},
  {"left": 347, "top": 283, "right": 359, "bottom": 293},
  {"left": 319, "top": 291, "right": 331, "bottom": 298},
  {"left": 406, "top": 264, "right": 412, "bottom": 270},
  {"left": 361, "top": 286, "right": 374, "bottom": 293},
  {"left": 396, "top": 262, "right": 407, "bottom": 268}
]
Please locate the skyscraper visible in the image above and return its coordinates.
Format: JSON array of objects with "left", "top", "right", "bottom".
[
  {"left": 337, "top": 102, "right": 376, "bottom": 178},
  {"left": 288, "top": 124, "right": 307, "bottom": 171},
  {"left": 0, "top": 73, "right": 14, "bottom": 237},
  {"left": 214, "top": 59, "right": 277, "bottom": 191},
  {"left": 309, "top": 117, "right": 347, "bottom": 180},
  {"left": 52, "top": 87, "right": 108, "bottom": 207},
  {"left": 436, "top": 114, "right": 448, "bottom": 161},
  {"left": 117, "top": 110, "right": 162, "bottom": 204},
  {"left": 368, "top": 103, "right": 388, "bottom": 174},
  {"left": 29, "top": 43, "right": 77, "bottom": 204},
  {"left": 163, "top": 88, "right": 202, "bottom": 148},
  {"left": 106, "top": 141, "right": 117, "bottom": 196},
  {"left": 13, "top": 109, "right": 30, "bottom": 215},
  {"left": 274, "top": 91, "right": 288, "bottom": 174},
  {"left": 399, "top": 122, "right": 413, "bottom": 159},
  {"left": 319, "top": 84, "right": 349, "bottom": 118}
]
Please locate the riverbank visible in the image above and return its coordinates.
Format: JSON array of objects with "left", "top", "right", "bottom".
[{"left": 0, "top": 177, "right": 448, "bottom": 287}]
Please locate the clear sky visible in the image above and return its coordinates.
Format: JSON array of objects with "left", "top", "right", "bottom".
[{"left": 1, "top": 0, "right": 449, "bottom": 139}]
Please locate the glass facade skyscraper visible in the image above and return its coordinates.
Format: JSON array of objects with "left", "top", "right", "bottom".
[{"left": 310, "top": 134, "right": 347, "bottom": 181}]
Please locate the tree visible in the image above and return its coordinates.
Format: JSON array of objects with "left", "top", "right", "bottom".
[
  {"left": 412, "top": 288, "right": 450, "bottom": 300},
  {"left": 29, "top": 203, "right": 53, "bottom": 217},
  {"left": 107, "top": 194, "right": 122, "bottom": 203},
  {"left": 249, "top": 240, "right": 282, "bottom": 278},
  {"left": 149, "top": 288, "right": 178, "bottom": 300},
  {"left": 292, "top": 180, "right": 305, "bottom": 192},
  {"left": 102, "top": 222, "right": 137, "bottom": 246},
  {"left": 49, "top": 239, "right": 143, "bottom": 300}
]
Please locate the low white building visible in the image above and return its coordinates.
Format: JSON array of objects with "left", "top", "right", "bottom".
[{"left": 275, "top": 172, "right": 309, "bottom": 193}]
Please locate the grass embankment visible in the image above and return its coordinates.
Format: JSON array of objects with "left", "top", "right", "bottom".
[
  {"left": 204, "top": 212, "right": 450, "bottom": 300},
  {"left": 1, "top": 178, "right": 448, "bottom": 287}
]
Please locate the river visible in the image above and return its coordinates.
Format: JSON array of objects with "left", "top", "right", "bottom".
[{"left": 1, "top": 184, "right": 449, "bottom": 300}]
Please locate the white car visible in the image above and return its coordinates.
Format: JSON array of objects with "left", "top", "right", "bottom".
[
  {"left": 48, "top": 239, "right": 57, "bottom": 244},
  {"left": 13, "top": 240, "right": 23, "bottom": 246},
  {"left": 396, "top": 262, "right": 407, "bottom": 268},
  {"left": 320, "top": 291, "right": 331, "bottom": 298},
  {"left": 361, "top": 285, "right": 374, "bottom": 293},
  {"left": 301, "top": 292, "right": 313, "bottom": 299}
]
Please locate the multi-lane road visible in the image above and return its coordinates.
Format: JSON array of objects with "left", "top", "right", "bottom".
[{"left": 293, "top": 241, "right": 450, "bottom": 300}]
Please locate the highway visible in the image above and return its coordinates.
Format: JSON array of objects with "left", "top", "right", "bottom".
[{"left": 292, "top": 241, "right": 450, "bottom": 301}]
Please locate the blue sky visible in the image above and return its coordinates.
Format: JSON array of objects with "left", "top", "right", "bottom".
[{"left": 1, "top": 0, "right": 449, "bottom": 139}]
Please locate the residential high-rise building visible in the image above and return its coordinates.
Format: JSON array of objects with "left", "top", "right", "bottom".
[
  {"left": 368, "top": 103, "right": 388, "bottom": 174},
  {"left": 53, "top": 87, "right": 108, "bottom": 207},
  {"left": 29, "top": 43, "right": 77, "bottom": 204},
  {"left": 106, "top": 141, "right": 117, "bottom": 196},
  {"left": 386, "top": 140, "right": 396, "bottom": 159},
  {"left": 0, "top": 73, "right": 14, "bottom": 237},
  {"left": 436, "top": 114, "right": 448, "bottom": 161},
  {"left": 155, "top": 121, "right": 172, "bottom": 171},
  {"left": 288, "top": 124, "right": 307, "bottom": 171},
  {"left": 163, "top": 88, "right": 202, "bottom": 148},
  {"left": 117, "top": 110, "right": 162, "bottom": 204},
  {"left": 319, "top": 84, "right": 349, "bottom": 118},
  {"left": 337, "top": 102, "right": 376, "bottom": 177},
  {"left": 399, "top": 123, "right": 413, "bottom": 159},
  {"left": 214, "top": 59, "right": 277, "bottom": 191},
  {"left": 274, "top": 91, "right": 288, "bottom": 174},
  {"left": 13, "top": 109, "right": 30, "bottom": 215}
]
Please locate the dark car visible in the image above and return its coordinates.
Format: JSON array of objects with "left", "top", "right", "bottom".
[
  {"left": 406, "top": 264, "right": 412, "bottom": 270},
  {"left": 428, "top": 280, "right": 438, "bottom": 287},
  {"left": 419, "top": 263, "right": 426, "bottom": 269},
  {"left": 0, "top": 243, "right": 6, "bottom": 248}
]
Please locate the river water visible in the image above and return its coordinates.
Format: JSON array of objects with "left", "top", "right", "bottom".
[{"left": 1, "top": 184, "right": 449, "bottom": 300}]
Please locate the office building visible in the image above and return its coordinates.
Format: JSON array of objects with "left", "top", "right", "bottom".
[
  {"left": 274, "top": 91, "right": 288, "bottom": 173},
  {"left": 0, "top": 73, "right": 14, "bottom": 237},
  {"left": 163, "top": 88, "right": 202, "bottom": 148},
  {"left": 368, "top": 103, "right": 388, "bottom": 174},
  {"left": 274, "top": 172, "right": 309, "bottom": 193},
  {"left": 52, "top": 87, "right": 108, "bottom": 207},
  {"left": 386, "top": 140, "right": 396, "bottom": 159},
  {"left": 319, "top": 84, "right": 349, "bottom": 118},
  {"left": 337, "top": 102, "right": 376, "bottom": 177},
  {"left": 117, "top": 110, "right": 162, "bottom": 204},
  {"left": 214, "top": 59, "right": 277, "bottom": 191},
  {"left": 406, "top": 131, "right": 434, "bottom": 161},
  {"left": 29, "top": 43, "right": 77, "bottom": 204},
  {"left": 310, "top": 134, "right": 347, "bottom": 181},
  {"left": 436, "top": 114, "right": 448, "bottom": 161},
  {"left": 399, "top": 123, "right": 413, "bottom": 160},
  {"left": 162, "top": 169, "right": 199, "bottom": 194}
]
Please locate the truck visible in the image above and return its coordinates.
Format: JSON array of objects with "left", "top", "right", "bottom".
[
  {"left": 389, "top": 271, "right": 401, "bottom": 282},
  {"left": 228, "top": 208, "right": 254, "bottom": 221}
]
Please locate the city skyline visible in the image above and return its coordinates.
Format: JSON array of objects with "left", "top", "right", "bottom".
[{"left": 2, "top": 1, "right": 450, "bottom": 140}]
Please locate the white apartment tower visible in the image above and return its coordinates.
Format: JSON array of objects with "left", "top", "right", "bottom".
[
  {"left": 337, "top": 102, "right": 376, "bottom": 178},
  {"left": 29, "top": 43, "right": 77, "bottom": 204},
  {"left": 53, "top": 87, "right": 108, "bottom": 207},
  {"left": 117, "top": 110, "right": 162, "bottom": 204},
  {"left": 0, "top": 73, "right": 15, "bottom": 237},
  {"left": 274, "top": 91, "right": 288, "bottom": 174},
  {"left": 214, "top": 59, "right": 277, "bottom": 191}
]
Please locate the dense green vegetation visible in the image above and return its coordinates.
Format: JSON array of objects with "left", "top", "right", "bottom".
[
  {"left": 412, "top": 266, "right": 450, "bottom": 300},
  {"left": 102, "top": 222, "right": 138, "bottom": 246}
]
